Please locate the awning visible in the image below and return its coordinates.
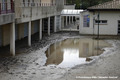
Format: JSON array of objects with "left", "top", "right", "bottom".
[{"left": 61, "top": 9, "right": 84, "bottom": 16}]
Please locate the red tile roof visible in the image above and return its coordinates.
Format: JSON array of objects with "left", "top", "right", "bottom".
[{"left": 88, "top": 0, "right": 120, "bottom": 10}]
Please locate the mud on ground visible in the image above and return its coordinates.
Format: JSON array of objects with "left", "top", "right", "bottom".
[{"left": 0, "top": 31, "right": 120, "bottom": 80}]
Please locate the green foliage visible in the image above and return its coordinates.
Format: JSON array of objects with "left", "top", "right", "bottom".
[{"left": 66, "top": 0, "right": 112, "bottom": 9}]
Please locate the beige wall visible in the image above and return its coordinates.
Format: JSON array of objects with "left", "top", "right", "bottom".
[
  {"left": 17, "top": 22, "right": 36, "bottom": 40},
  {"left": 2, "top": 24, "right": 10, "bottom": 46},
  {"left": 1, "top": 21, "right": 39, "bottom": 46},
  {"left": 18, "top": 23, "right": 24, "bottom": 40}
]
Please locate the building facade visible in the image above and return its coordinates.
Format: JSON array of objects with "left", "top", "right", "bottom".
[
  {"left": 0, "top": 0, "right": 15, "bottom": 55},
  {"left": 0, "top": 0, "right": 75, "bottom": 56},
  {"left": 79, "top": 0, "right": 120, "bottom": 35}
]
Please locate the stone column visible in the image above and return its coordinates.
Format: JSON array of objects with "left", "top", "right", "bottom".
[
  {"left": 66, "top": 16, "right": 67, "bottom": 26},
  {"left": 59, "top": 16, "right": 62, "bottom": 30},
  {"left": 42, "top": 20, "right": 44, "bottom": 32},
  {"left": 10, "top": 22, "right": 15, "bottom": 56},
  {"left": 54, "top": 16, "right": 57, "bottom": 32},
  {"left": 72, "top": 16, "right": 73, "bottom": 23},
  {"left": 39, "top": 19, "right": 42, "bottom": 40},
  {"left": 28, "top": 21, "right": 31, "bottom": 46},
  {"left": 79, "top": 16, "right": 81, "bottom": 32},
  {"left": 62, "top": 16, "right": 65, "bottom": 29},
  {"left": 69, "top": 16, "right": 71, "bottom": 24},
  {"left": 48, "top": 17, "right": 50, "bottom": 36},
  {"left": 79, "top": 14, "right": 83, "bottom": 34}
]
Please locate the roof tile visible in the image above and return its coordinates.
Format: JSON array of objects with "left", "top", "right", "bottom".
[{"left": 88, "top": 0, "right": 120, "bottom": 10}]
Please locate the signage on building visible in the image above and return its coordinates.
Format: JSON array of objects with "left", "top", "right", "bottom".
[{"left": 83, "top": 15, "right": 90, "bottom": 27}]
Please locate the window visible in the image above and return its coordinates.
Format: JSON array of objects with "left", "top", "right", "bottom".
[{"left": 95, "top": 20, "right": 107, "bottom": 25}]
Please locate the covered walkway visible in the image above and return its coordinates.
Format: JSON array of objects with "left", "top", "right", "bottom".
[{"left": 61, "top": 9, "right": 83, "bottom": 31}]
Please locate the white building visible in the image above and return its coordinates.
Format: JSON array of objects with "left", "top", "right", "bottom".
[{"left": 79, "top": 0, "right": 120, "bottom": 35}]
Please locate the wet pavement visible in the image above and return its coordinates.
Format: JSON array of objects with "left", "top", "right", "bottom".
[
  {"left": 0, "top": 31, "right": 120, "bottom": 80},
  {"left": 62, "top": 22, "right": 79, "bottom": 31},
  {"left": 45, "top": 38, "right": 111, "bottom": 68}
]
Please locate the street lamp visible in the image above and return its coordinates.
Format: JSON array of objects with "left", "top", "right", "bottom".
[
  {"left": 97, "top": 12, "right": 100, "bottom": 39},
  {"left": 93, "top": 13, "right": 100, "bottom": 39}
]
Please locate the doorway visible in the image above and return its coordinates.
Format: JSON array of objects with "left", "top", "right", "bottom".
[{"left": 118, "top": 20, "right": 120, "bottom": 34}]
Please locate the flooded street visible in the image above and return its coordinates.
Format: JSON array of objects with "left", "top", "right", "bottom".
[
  {"left": 45, "top": 38, "right": 111, "bottom": 68},
  {"left": 0, "top": 32, "right": 120, "bottom": 80}
]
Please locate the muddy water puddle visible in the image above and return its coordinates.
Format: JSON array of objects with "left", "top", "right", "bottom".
[{"left": 45, "top": 38, "right": 111, "bottom": 68}]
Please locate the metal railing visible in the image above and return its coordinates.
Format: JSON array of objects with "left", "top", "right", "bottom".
[
  {"left": 20, "top": 2, "right": 56, "bottom": 7},
  {"left": 0, "top": 2, "right": 14, "bottom": 15}
]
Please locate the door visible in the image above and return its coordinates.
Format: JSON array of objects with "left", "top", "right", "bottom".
[
  {"left": 118, "top": 20, "right": 120, "bottom": 34},
  {"left": 0, "top": 26, "right": 2, "bottom": 47},
  {"left": 24, "top": 23, "right": 28, "bottom": 37},
  {"left": 50, "top": 17, "right": 54, "bottom": 32},
  {"left": 56, "top": 15, "right": 60, "bottom": 31},
  {"left": 34, "top": 20, "right": 39, "bottom": 33},
  {"left": 15, "top": 24, "right": 18, "bottom": 40},
  {"left": 44, "top": 18, "right": 48, "bottom": 32}
]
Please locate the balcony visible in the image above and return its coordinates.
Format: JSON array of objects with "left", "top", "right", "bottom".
[
  {"left": 0, "top": 2, "right": 15, "bottom": 25},
  {"left": 0, "top": 2, "right": 14, "bottom": 15},
  {"left": 15, "top": 2, "right": 62, "bottom": 23},
  {"left": 20, "top": 2, "right": 56, "bottom": 7},
  {"left": 64, "top": 4, "right": 75, "bottom": 9}
]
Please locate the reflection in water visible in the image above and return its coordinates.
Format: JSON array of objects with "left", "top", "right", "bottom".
[{"left": 45, "top": 38, "right": 111, "bottom": 68}]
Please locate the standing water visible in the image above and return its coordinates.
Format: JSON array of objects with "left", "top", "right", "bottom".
[{"left": 45, "top": 38, "right": 111, "bottom": 68}]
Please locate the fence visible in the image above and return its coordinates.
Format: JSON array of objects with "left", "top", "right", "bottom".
[{"left": 20, "top": 2, "right": 56, "bottom": 7}]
